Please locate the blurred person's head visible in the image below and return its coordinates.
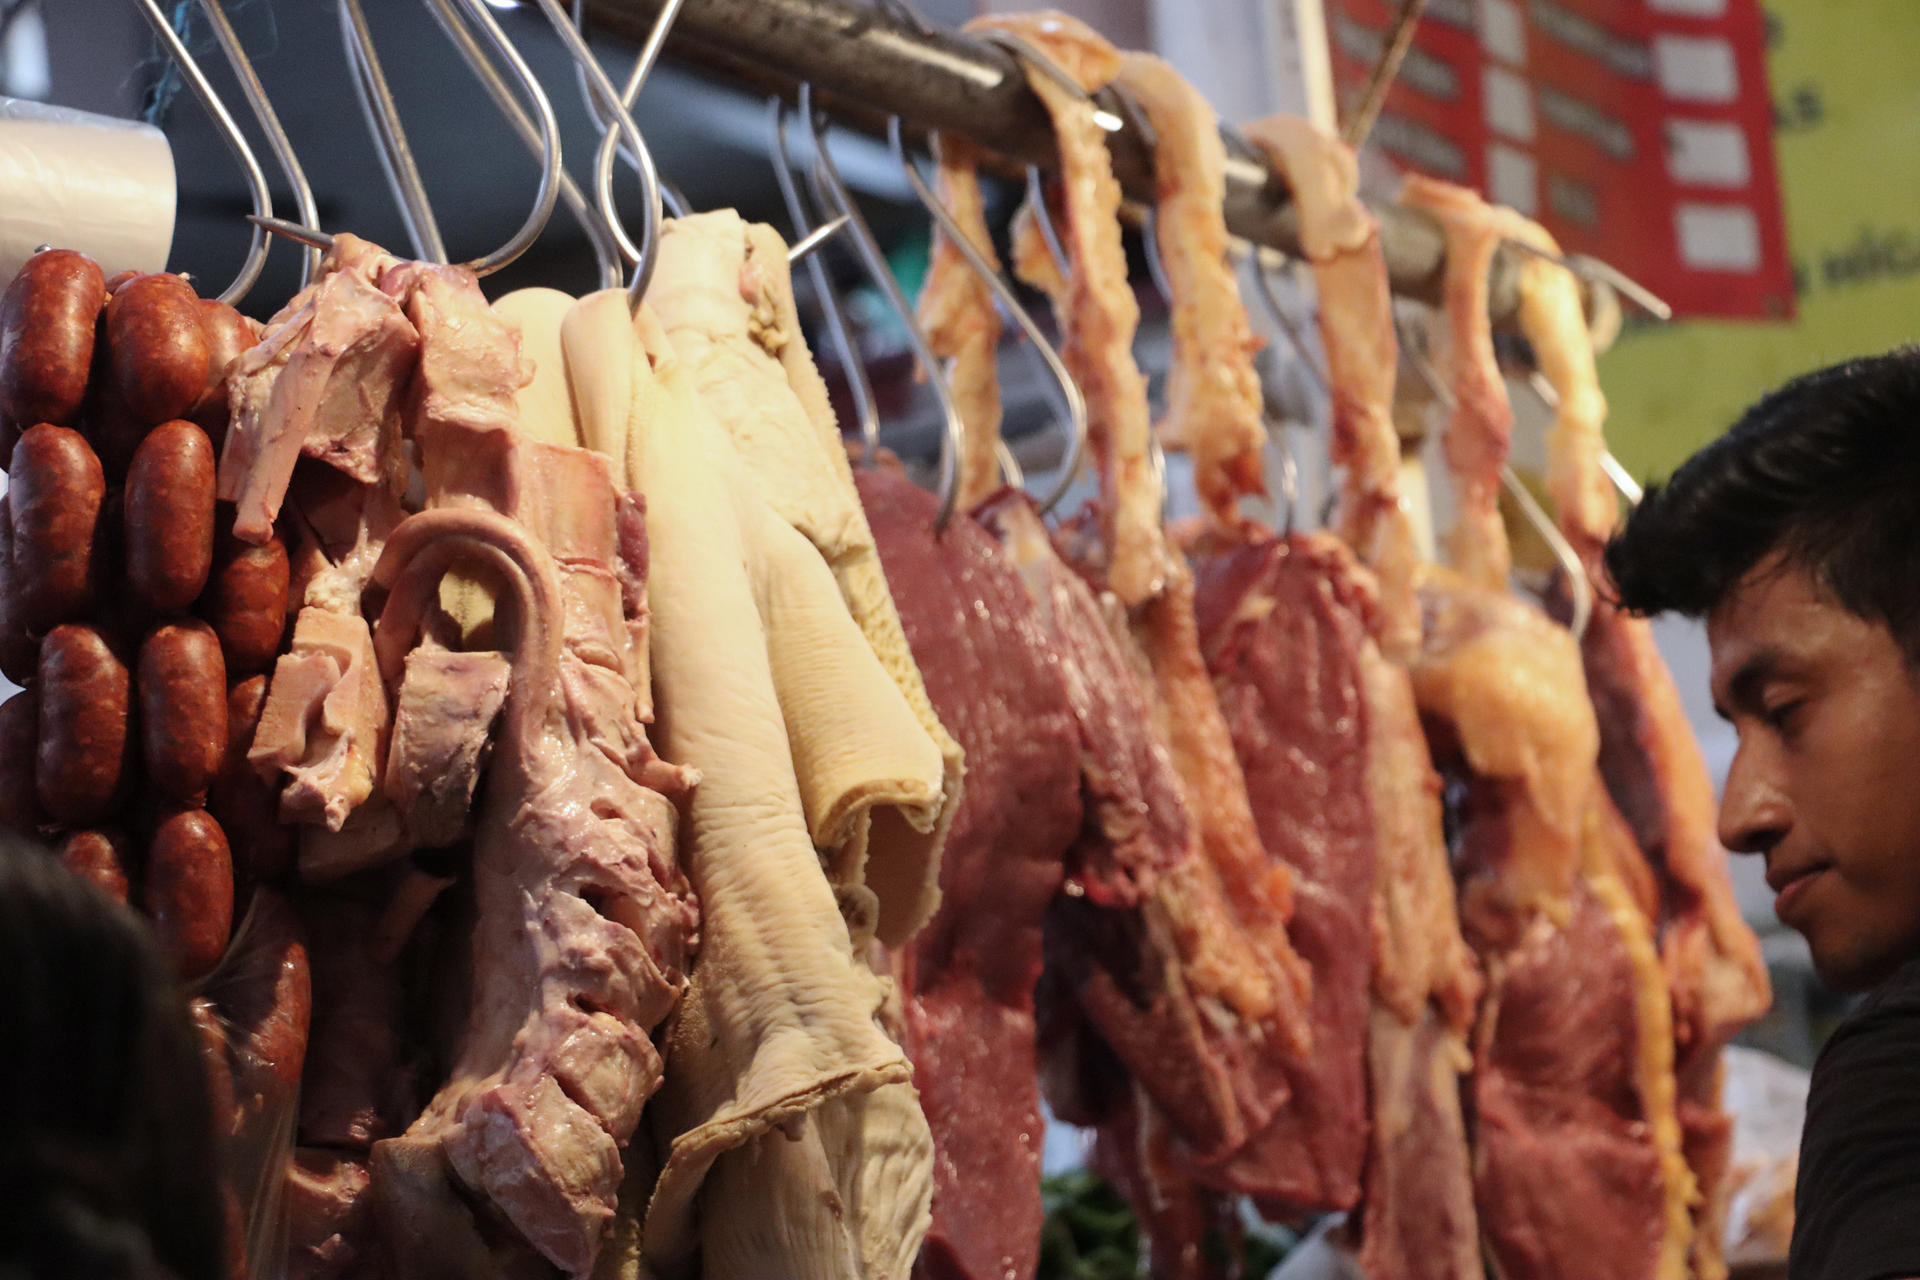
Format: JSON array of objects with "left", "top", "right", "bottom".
[
  {"left": 1606, "top": 348, "right": 1920, "bottom": 993},
  {"left": 0, "top": 838, "right": 224, "bottom": 1280}
]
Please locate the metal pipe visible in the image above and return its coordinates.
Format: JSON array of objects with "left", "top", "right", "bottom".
[{"left": 583, "top": 0, "right": 1544, "bottom": 325}]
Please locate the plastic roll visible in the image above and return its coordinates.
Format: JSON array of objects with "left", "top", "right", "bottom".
[{"left": 0, "top": 95, "right": 176, "bottom": 284}]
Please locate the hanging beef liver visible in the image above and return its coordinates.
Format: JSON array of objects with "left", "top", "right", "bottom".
[{"left": 859, "top": 468, "right": 1084, "bottom": 1280}]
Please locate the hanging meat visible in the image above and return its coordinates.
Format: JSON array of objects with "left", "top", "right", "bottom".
[
  {"left": 969, "top": 10, "right": 1167, "bottom": 606},
  {"left": 916, "top": 133, "right": 1009, "bottom": 510},
  {"left": 859, "top": 464, "right": 1083, "bottom": 1280},
  {"left": 1150, "top": 117, "right": 1485, "bottom": 1280},
  {"left": 1509, "top": 212, "right": 1770, "bottom": 1280},
  {"left": 1401, "top": 178, "right": 1698, "bottom": 1280},
  {"left": 581, "top": 212, "right": 956, "bottom": 1278},
  {"left": 1110, "top": 52, "right": 1267, "bottom": 528}
]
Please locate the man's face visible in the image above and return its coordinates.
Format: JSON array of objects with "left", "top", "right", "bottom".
[{"left": 1708, "top": 556, "right": 1920, "bottom": 991}]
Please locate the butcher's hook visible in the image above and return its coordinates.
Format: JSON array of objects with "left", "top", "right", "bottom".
[
  {"left": 534, "top": 0, "right": 662, "bottom": 306},
  {"left": 803, "top": 100, "right": 966, "bottom": 533},
  {"left": 1107, "top": 81, "right": 1177, "bottom": 307},
  {"left": 339, "top": 0, "right": 443, "bottom": 263},
  {"left": 978, "top": 30, "right": 1126, "bottom": 133},
  {"left": 1270, "top": 427, "right": 1301, "bottom": 537},
  {"left": 591, "top": 0, "right": 691, "bottom": 268},
  {"left": 132, "top": 0, "right": 272, "bottom": 304},
  {"left": 771, "top": 96, "right": 882, "bottom": 468},
  {"left": 421, "top": 0, "right": 623, "bottom": 288},
  {"left": 339, "top": 0, "right": 561, "bottom": 276},
  {"left": 1519, "top": 369, "right": 1643, "bottom": 507},
  {"left": 1502, "top": 464, "right": 1592, "bottom": 641},
  {"left": 1243, "top": 243, "right": 1332, "bottom": 395},
  {"left": 894, "top": 119, "right": 1087, "bottom": 514},
  {"left": 1394, "top": 308, "right": 1456, "bottom": 411},
  {"left": 1502, "top": 238, "right": 1673, "bottom": 322},
  {"left": 194, "top": 0, "right": 320, "bottom": 289}
]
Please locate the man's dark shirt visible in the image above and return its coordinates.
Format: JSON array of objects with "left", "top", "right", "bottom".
[{"left": 1791, "top": 956, "right": 1920, "bottom": 1280}]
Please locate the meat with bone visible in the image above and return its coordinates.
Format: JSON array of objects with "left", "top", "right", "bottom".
[
  {"left": 647, "top": 211, "right": 961, "bottom": 948},
  {"left": 1112, "top": 52, "right": 1267, "bottom": 528},
  {"left": 1512, "top": 214, "right": 1769, "bottom": 1280},
  {"left": 249, "top": 603, "right": 390, "bottom": 833},
  {"left": 367, "top": 502, "right": 695, "bottom": 1278},
  {"left": 606, "top": 306, "right": 932, "bottom": 1280},
  {"left": 217, "top": 235, "right": 416, "bottom": 544},
  {"left": 914, "top": 133, "right": 1008, "bottom": 510},
  {"left": 859, "top": 465, "right": 1082, "bottom": 1280},
  {"left": 972, "top": 11, "right": 1167, "bottom": 607}
]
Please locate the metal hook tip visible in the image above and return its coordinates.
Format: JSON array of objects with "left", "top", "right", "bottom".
[
  {"left": 787, "top": 214, "right": 850, "bottom": 263},
  {"left": 248, "top": 213, "right": 335, "bottom": 250}
]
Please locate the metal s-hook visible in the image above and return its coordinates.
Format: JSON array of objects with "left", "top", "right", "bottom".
[
  {"left": 803, "top": 100, "right": 965, "bottom": 532},
  {"left": 339, "top": 0, "right": 444, "bottom": 263},
  {"left": 420, "top": 0, "right": 616, "bottom": 286},
  {"left": 976, "top": 29, "right": 1126, "bottom": 133},
  {"left": 532, "top": 0, "right": 662, "bottom": 307},
  {"left": 1105, "top": 81, "right": 1179, "bottom": 308},
  {"left": 131, "top": 0, "right": 272, "bottom": 304},
  {"left": 1501, "top": 464, "right": 1591, "bottom": 641},
  {"left": 1393, "top": 307, "right": 1455, "bottom": 409},
  {"left": 1243, "top": 242, "right": 1332, "bottom": 395},
  {"left": 440, "top": 0, "right": 562, "bottom": 275},
  {"left": 1503, "top": 237, "right": 1673, "bottom": 322},
  {"left": 1520, "top": 369, "right": 1643, "bottom": 507},
  {"left": 589, "top": 0, "right": 688, "bottom": 270},
  {"left": 893, "top": 118, "right": 1087, "bottom": 515},
  {"left": 195, "top": 0, "right": 319, "bottom": 289},
  {"left": 771, "top": 96, "right": 881, "bottom": 467},
  {"left": 341, "top": 0, "right": 561, "bottom": 276}
]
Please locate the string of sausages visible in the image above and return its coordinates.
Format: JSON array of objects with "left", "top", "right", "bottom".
[{"left": 0, "top": 248, "right": 308, "bottom": 1278}]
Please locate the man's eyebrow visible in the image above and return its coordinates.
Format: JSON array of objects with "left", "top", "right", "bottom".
[{"left": 1721, "top": 649, "right": 1783, "bottom": 714}]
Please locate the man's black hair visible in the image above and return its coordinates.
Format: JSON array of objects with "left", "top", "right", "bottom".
[
  {"left": 0, "top": 838, "right": 225, "bottom": 1279},
  {"left": 1605, "top": 346, "right": 1920, "bottom": 661}
]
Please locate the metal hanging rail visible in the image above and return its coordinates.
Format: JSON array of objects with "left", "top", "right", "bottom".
[{"left": 583, "top": 0, "right": 1613, "bottom": 331}]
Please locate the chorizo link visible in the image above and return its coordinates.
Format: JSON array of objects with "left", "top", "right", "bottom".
[
  {"left": 57, "top": 828, "right": 133, "bottom": 903},
  {"left": 139, "top": 620, "right": 227, "bottom": 806},
  {"left": 208, "top": 674, "right": 292, "bottom": 883},
  {"left": 0, "top": 689, "right": 42, "bottom": 834},
  {"left": 125, "top": 420, "right": 216, "bottom": 613},
  {"left": 107, "top": 273, "right": 210, "bottom": 426},
  {"left": 145, "top": 807, "right": 234, "bottom": 980},
  {"left": 0, "top": 249, "right": 106, "bottom": 429},
  {"left": 10, "top": 424, "right": 104, "bottom": 634},
  {"left": 202, "top": 530, "right": 289, "bottom": 675},
  {"left": 35, "top": 625, "right": 131, "bottom": 824},
  {"left": 192, "top": 300, "right": 257, "bottom": 449},
  {"left": 0, "top": 495, "right": 38, "bottom": 684}
]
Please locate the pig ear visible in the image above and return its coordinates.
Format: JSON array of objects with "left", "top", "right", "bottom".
[{"left": 561, "top": 289, "right": 639, "bottom": 466}]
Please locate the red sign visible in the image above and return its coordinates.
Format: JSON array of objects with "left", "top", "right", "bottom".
[{"left": 1327, "top": 0, "right": 1793, "bottom": 320}]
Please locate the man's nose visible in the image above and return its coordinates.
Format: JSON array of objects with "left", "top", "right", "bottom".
[{"left": 1718, "top": 737, "right": 1790, "bottom": 855}]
